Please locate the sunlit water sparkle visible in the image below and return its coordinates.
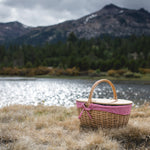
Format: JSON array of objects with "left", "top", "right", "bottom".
[{"left": 0, "top": 77, "right": 149, "bottom": 107}]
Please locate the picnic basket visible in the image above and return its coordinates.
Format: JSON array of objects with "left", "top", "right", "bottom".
[{"left": 76, "top": 79, "right": 132, "bottom": 128}]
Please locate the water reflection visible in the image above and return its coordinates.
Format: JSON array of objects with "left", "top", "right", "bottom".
[{"left": 0, "top": 77, "right": 149, "bottom": 107}]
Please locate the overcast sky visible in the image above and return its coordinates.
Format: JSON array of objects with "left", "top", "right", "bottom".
[{"left": 0, "top": 0, "right": 150, "bottom": 27}]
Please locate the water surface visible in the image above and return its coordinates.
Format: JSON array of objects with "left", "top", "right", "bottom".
[{"left": 0, "top": 77, "right": 149, "bottom": 107}]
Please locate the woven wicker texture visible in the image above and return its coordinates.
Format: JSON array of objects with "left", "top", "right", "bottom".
[{"left": 77, "top": 79, "right": 132, "bottom": 128}]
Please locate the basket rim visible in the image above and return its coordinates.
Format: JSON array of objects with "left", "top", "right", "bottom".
[{"left": 76, "top": 98, "right": 133, "bottom": 105}]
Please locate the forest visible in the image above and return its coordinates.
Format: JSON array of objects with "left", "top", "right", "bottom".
[{"left": 0, "top": 33, "right": 150, "bottom": 74}]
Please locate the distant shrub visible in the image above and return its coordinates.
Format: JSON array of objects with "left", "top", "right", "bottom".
[
  {"left": 34, "top": 67, "right": 51, "bottom": 75},
  {"left": 26, "top": 68, "right": 36, "bottom": 76},
  {"left": 116, "top": 69, "right": 128, "bottom": 75},
  {"left": 88, "top": 69, "right": 101, "bottom": 77},
  {"left": 139, "top": 68, "right": 150, "bottom": 74},
  {"left": 0, "top": 67, "right": 20, "bottom": 76},
  {"left": 107, "top": 69, "right": 116, "bottom": 76},
  {"left": 54, "top": 68, "right": 65, "bottom": 76},
  {"left": 88, "top": 69, "right": 95, "bottom": 76},
  {"left": 124, "top": 71, "right": 134, "bottom": 78},
  {"left": 48, "top": 68, "right": 56, "bottom": 75},
  {"left": 65, "top": 67, "right": 79, "bottom": 76},
  {"left": 72, "top": 67, "right": 79, "bottom": 76},
  {"left": 133, "top": 73, "right": 142, "bottom": 78},
  {"left": 107, "top": 69, "right": 130, "bottom": 77},
  {"left": 96, "top": 69, "right": 101, "bottom": 74},
  {"left": 18, "top": 68, "right": 28, "bottom": 76},
  {"left": 65, "top": 68, "right": 73, "bottom": 75},
  {"left": 107, "top": 69, "right": 119, "bottom": 77},
  {"left": 88, "top": 69, "right": 94, "bottom": 74}
]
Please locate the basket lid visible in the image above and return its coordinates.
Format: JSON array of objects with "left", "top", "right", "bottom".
[{"left": 76, "top": 98, "right": 132, "bottom": 105}]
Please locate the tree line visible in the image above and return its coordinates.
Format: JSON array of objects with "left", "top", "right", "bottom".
[{"left": 0, "top": 33, "right": 150, "bottom": 72}]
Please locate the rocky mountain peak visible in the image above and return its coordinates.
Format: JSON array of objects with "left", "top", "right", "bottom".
[
  {"left": 103, "top": 3, "right": 120, "bottom": 10},
  {"left": 96, "top": 3, "right": 125, "bottom": 16},
  {"left": 138, "top": 8, "right": 149, "bottom": 14}
]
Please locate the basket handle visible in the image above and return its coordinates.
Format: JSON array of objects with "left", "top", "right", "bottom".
[{"left": 88, "top": 79, "right": 117, "bottom": 105}]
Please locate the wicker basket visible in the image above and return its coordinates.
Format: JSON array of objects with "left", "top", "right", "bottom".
[{"left": 76, "top": 79, "right": 132, "bottom": 128}]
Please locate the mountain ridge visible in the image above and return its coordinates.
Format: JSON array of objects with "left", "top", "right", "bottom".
[
  {"left": 1, "top": 4, "right": 150, "bottom": 45},
  {"left": 0, "top": 21, "right": 33, "bottom": 44}
]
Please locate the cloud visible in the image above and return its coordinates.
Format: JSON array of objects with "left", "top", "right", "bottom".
[
  {"left": 0, "top": 0, "right": 150, "bottom": 26},
  {"left": 0, "top": 5, "right": 11, "bottom": 19},
  {"left": 15, "top": 7, "right": 77, "bottom": 27},
  {"left": 121, "top": 0, "right": 150, "bottom": 11}
]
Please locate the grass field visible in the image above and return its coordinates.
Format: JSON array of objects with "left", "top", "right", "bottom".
[{"left": 0, "top": 103, "right": 150, "bottom": 150}]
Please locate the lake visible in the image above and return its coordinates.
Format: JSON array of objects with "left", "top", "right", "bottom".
[{"left": 0, "top": 77, "right": 149, "bottom": 107}]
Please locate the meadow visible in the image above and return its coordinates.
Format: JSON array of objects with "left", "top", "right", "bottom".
[{"left": 0, "top": 103, "right": 150, "bottom": 150}]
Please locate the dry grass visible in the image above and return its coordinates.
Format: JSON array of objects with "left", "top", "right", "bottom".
[{"left": 0, "top": 104, "right": 150, "bottom": 150}]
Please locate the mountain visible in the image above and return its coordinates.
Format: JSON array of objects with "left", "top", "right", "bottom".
[
  {"left": 0, "top": 21, "right": 32, "bottom": 44},
  {"left": 1, "top": 4, "right": 150, "bottom": 45}
]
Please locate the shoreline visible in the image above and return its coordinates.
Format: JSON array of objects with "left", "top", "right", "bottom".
[
  {"left": 36, "top": 74, "right": 150, "bottom": 81},
  {"left": 0, "top": 74, "right": 150, "bottom": 82},
  {"left": 0, "top": 67, "right": 150, "bottom": 81}
]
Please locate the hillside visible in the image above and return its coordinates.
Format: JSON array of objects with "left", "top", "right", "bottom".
[
  {"left": 1, "top": 4, "right": 150, "bottom": 45},
  {"left": 0, "top": 21, "right": 32, "bottom": 44}
]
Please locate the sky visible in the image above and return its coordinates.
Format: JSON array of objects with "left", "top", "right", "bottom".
[{"left": 0, "top": 0, "right": 150, "bottom": 27}]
